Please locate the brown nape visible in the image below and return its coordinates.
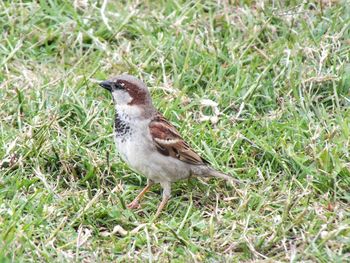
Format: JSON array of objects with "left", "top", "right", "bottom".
[{"left": 118, "top": 80, "right": 149, "bottom": 106}]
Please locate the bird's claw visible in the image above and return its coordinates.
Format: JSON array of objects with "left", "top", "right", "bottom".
[{"left": 127, "top": 201, "right": 141, "bottom": 209}]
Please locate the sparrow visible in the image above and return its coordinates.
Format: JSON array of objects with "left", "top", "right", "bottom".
[{"left": 99, "top": 75, "right": 238, "bottom": 218}]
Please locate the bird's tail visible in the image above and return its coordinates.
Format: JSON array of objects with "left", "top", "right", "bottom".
[
  {"left": 191, "top": 165, "right": 241, "bottom": 184},
  {"left": 207, "top": 168, "right": 242, "bottom": 184}
]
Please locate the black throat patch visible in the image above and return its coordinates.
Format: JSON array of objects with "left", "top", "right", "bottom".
[{"left": 114, "top": 111, "right": 131, "bottom": 138}]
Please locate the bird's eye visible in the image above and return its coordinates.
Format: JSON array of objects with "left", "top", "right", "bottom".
[{"left": 115, "top": 83, "right": 125, "bottom": 90}]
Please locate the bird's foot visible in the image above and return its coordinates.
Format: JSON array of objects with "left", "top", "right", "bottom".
[{"left": 127, "top": 200, "right": 141, "bottom": 209}]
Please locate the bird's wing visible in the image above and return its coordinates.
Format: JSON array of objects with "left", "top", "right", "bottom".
[{"left": 149, "top": 112, "right": 208, "bottom": 165}]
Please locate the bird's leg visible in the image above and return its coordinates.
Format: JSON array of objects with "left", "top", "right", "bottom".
[
  {"left": 154, "top": 182, "right": 171, "bottom": 219},
  {"left": 127, "top": 180, "right": 154, "bottom": 209}
]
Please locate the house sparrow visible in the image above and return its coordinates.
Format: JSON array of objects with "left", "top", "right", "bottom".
[{"left": 99, "top": 75, "right": 239, "bottom": 218}]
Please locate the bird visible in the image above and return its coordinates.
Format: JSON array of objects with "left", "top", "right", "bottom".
[{"left": 99, "top": 74, "right": 239, "bottom": 218}]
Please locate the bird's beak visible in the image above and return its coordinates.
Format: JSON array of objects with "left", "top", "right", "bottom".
[{"left": 99, "top": 81, "right": 113, "bottom": 92}]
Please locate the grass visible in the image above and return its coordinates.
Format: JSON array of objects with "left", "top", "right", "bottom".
[{"left": 1, "top": 0, "right": 350, "bottom": 261}]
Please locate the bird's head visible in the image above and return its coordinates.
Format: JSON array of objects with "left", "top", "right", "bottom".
[{"left": 99, "top": 75, "right": 153, "bottom": 108}]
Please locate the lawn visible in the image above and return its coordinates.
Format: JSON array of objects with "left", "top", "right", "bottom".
[{"left": 1, "top": 0, "right": 350, "bottom": 261}]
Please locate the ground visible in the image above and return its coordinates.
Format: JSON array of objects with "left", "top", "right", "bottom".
[{"left": 0, "top": 0, "right": 350, "bottom": 262}]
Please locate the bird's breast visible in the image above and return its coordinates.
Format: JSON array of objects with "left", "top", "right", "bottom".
[{"left": 114, "top": 116, "right": 152, "bottom": 167}]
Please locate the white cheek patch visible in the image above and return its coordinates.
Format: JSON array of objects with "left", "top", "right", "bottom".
[
  {"left": 112, "top": 89, "right": 143, "bottom": 118},
  {"left": 112, "top": 90, "right": 132, "bottom": 105}
]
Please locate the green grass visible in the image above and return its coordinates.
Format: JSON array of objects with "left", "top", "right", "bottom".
[{"left": 1, "top": 0, "right": 350, "bottom": 261}]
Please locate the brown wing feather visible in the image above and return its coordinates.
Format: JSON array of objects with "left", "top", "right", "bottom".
[{"left": 149, "top": 113, "right": 207, "bottom": 165}]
